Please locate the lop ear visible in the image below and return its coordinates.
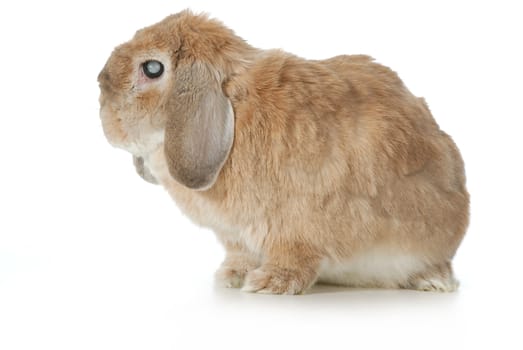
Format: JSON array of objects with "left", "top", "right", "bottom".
[{"left": 164, "top": 61, "right": 234, "bottom": 190}]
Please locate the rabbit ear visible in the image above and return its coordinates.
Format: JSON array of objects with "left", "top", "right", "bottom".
[{"left": 164, "top": 61, "right": 234, "bottom": 190}]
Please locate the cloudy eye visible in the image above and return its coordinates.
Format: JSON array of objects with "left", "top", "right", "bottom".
[{"left": 143, "top": 60, "right": 164, "bottom": 79}]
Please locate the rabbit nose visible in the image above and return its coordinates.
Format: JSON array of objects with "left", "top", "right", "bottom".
[
  {"left": 97, "top": 66, "right": 108, "bottom": 83},
  {"left": 98, "top": 69, "right": 112, "bottom": 90}
]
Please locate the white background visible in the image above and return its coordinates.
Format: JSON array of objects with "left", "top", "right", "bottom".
[{"left": 1, "top": 1, "right": 522, "bottom": 349}]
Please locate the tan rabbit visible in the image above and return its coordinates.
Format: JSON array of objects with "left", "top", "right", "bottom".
[{"left": 98, "top": 10, "right": 469, "bottom": 294}]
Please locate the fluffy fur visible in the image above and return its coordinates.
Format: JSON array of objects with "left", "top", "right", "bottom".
[{"left": 98, "top": 10, "right": 469, "bottom": 294}]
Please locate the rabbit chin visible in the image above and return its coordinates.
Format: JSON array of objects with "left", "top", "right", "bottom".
[{"left": 114, "top": 131, "right": 165, "bottom": 158}]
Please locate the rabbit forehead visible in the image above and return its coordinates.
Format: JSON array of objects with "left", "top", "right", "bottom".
[
  {"left": 98, "top": 15, "right": 182, "bottom": 89},
  {"left": 127, "top": 10, "right": 219, "bottom": 57},
  {"left": 130, "top": 28, "right": 178, "bottom": 54}
]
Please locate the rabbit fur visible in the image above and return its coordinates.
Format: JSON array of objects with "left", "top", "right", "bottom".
[{"left": 98, "top": 10, "right": 469, "bottom": 294}]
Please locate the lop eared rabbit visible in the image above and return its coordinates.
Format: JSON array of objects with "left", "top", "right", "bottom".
[{"left": 98, "top": 10, "right": 469, "bottom": 294}]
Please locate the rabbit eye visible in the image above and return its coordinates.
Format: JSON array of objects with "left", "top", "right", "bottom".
[{"left": 143, "top": 60, "right": 164, "bottom": 79}]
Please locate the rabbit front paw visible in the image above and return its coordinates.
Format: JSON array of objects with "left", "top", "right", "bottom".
[
  {"left": 215, "top": 266, "right": 248, "bottom": 288},
  {"left": 241, "top": 264, "right": 317, "bottom": 295},
  {"left": 215, "top": 253, "right": 259, "bottom": 288}
]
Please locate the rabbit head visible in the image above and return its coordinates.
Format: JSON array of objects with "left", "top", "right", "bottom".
[{"left": 98, "top": 10, "right": 255, "bottom": 190}]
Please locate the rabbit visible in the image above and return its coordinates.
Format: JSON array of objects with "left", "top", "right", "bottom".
[{"left": 98, "top": 10, "right": 469, "bottom": 295}]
